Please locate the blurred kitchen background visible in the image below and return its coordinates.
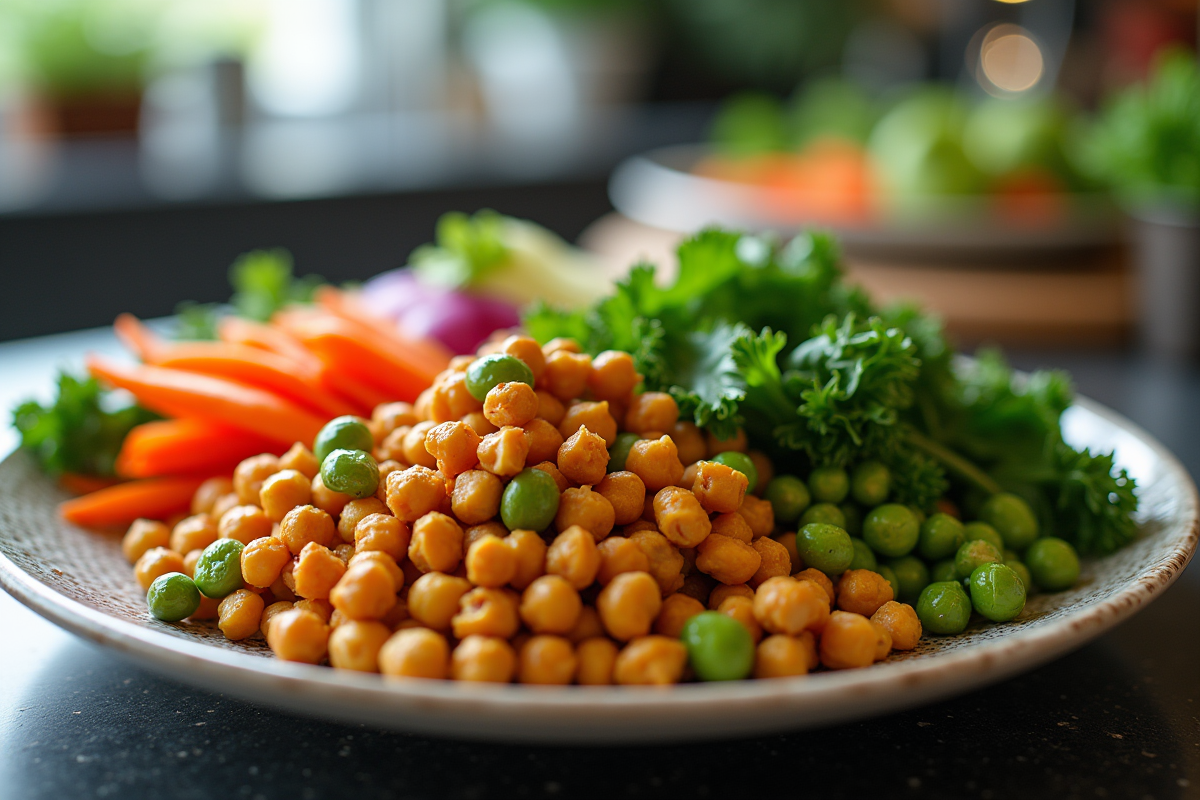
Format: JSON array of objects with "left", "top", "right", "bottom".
[{"left": 0, "top": 0, "right": 1197, "bottom": 354}]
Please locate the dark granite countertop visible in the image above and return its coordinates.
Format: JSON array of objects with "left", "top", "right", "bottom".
[{"left": 1, "top": 339, "right": 1196, "bottom": 800}]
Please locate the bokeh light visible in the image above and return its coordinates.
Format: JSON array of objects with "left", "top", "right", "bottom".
[{"left": 978, "top": 24, "right": 1044, "bottom": 93}]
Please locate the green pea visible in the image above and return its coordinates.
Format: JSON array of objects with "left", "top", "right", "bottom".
[
  {"left": 712, "top": 451, "right": 758, "bottom": 493},
  {"left": 839, "top": 503, "right": 863, "bottom": 536},
  {"left": 968, "top": 562, "right": 1027, "bottom": 622},
  {"left": 765, "top": 475, "right": 810, "bottom": 523},
  {"left": 1003, "top": 554, "right": 1034, "bottom": 591},
  {"left": 608, "top": 432, "right": 641, "bottom": 473},
  {"left": 193, "top": 538, "right": 245, "bottom": 599},
  {"left": 147, "top": 572, "right": 201, "bottom": 622},
  {"left": 795, "top": 523, "right": 854, "bottom": 575},
  {"left": 320, "top": 449, "right": 379, "bottom": 499},
  {"left": 680, "top": 611, "right": 755, "bottom": 681},
  {"left": 918, "top": 513, "right": 965, "bottom": 561},
  {"left": 799, "top": 502, "right": 845, "bottom": 529},
  {"left": 979, "top": 492, "right": 1039, "bottom": 551},
  {"left": 916, "top": 581, "right": 972, "bottom": 635},
  {"left": 930, "top": 558, "right": 958, "bottom": 583},
  {"left": 850, "top": 461, "right": 891, "bottom": 506},
  {"left": 465, "top": 354, "right": 535, "bottom": 402},
  {"left": 875, "top": 564, "right": 900, "bottom": 599},
  {"left": 954, "top": 539, "right": 1002, "bottom": 581},
  {"left": 808, "top": 466, "right": 849, "bottom": 504},
  {"left": 886, "top": 555, "right": 930, "bottom": 604},
  {"left": 862, "top": 504, "right": 919, "bottom": 558},
  {"left": 907, "top": 505, "right": 928, "bottom": 526},
  {"left": 963, "top": 522, "right": 1004, "bottom": 553},
  {"left": 313, "top": 416, "right": 373, "bottom": 464},
  {"left": 501, "top": 468, "right": 561, "bottom": 532},
  {"left": 848, "top": 537, "right": 877, "bottom": 571},
  {"left": 1024, "top": 537, "right": 1080, "bottom": 592}
]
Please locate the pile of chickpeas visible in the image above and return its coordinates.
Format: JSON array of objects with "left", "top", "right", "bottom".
[{"left": 123, "top": 333, "right": 924, "bottom": 685}]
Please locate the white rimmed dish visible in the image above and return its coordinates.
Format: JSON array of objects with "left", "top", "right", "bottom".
[{"left": 0, "top": 396, "right": 1194, "bottom": 744}]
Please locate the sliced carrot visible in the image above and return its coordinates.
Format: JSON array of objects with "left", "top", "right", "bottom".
[
  {"left": 116, "top": 419, "right": 281, "bottom": 479},
  {"left": 286, "top": 320, "right": 433, "bottom": 404},
  {"left": 145, "top": 341, "right": 357, "bottom": 419},
  {"left": 315, "top": 286, "right": 453, "bottom": 372},
  {"left": 217, "top": 316, "right": 322, "bottom": 370},
  {"left": 60, "top": 475, "right": 209, "bottom": 527},
  {"left": 87, "top": 356, "right": 327, "bottom": 447},
  {"left": 114, "top": 314, "right": 167, "bottom": 362},
  {"left": 276, "top": 305, "right": 449, "bottom": 381},
  {"left": 58, "top": 473, "right": 124, "bottom": 496}
]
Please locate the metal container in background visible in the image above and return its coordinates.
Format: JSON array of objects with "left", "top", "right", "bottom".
[{"left": 1130, "top": 207, "right": 1200, "bottom": 359}]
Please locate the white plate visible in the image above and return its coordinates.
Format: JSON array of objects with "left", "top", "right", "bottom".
[
  {"left": 609, "top": 144, "right": 1121, "bottom": 258},
  {"left": 0, "top": 397, "right": 1194, "bottom": 744}
]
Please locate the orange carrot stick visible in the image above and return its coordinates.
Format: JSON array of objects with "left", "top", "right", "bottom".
[
  {"left": 116, "top": 419, "right": 281, "bottom": 479},
  {"left": 60, "top": 475, "right": 209, "bottom": 527},
  {"left": 315, "top": 286, "right": 453, "bottom": 371},
  {"left": 315, "top": 366, "right": 390, "bottom": 413},
  {"left": 145, "top": 341, "right": 357, "bottom": 419},
  {"left": 287, "top": 320, "right": 434, "bottom": 403},
  {"left": 217, "top": 316, "right": 323, "bottom": 370},
  {"left": 87, "top": 357, "right": 327, "bottom": 447},
  {"left": 114, "top": 314, "right": 167, "bottom": 362},
  {"left": 275, "top": 306, "right": 449, "bottom": 381},
  {"left": 58, "top": 473, "right": 124, "bottom": 496}
]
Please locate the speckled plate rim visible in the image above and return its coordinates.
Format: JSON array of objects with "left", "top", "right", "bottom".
[{"left": 1, "top": 395, "right": 1196, "bottom": 744}]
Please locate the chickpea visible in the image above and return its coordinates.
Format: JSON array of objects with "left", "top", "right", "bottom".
[
  {"left": 134, "top": 547, "right": 186, "bottom": 591},
  {"left": 241, "top": 535, "right": 291, "bottom": 588},
  {"left": 566, "top": 606, "right": 606, "bottom": 643},
  {"left": 871, "top": 620, "right": 893, "bottom": 661},
  {"left": 738, "top": 495, "right": 775, "bottom": 539},
  {"left": 836, "top": 569, "right": 895, "bottom": 617},
  {"left": 217, "top": 505, "right": 271, "bottom": 546},
  {"left": 545, "top": 525, "right": 601, "bottom": 590},
  {"left": 747, "top": 451, "right": 774, "bottom": 496},
  {"left": 373, "top": 402, "right": 419, "bottom": 437},
  {"left": 465, "top": 534, "right": 518, "bottom": 588},
  {"left": 755, "top": 635, "right": 812, "bottom": 679},
  {"left": 652, "top": 486, "right": 712, "bottom": 548},
  {"left": 505, "top": 529, "right": 548, "bottom": 590},
  {"left": 794, "top": 568, "right": 836, "bottom": 606},
  {"left": 477, "top": 426, "right": 530, "bottom": 477},
  {"left": 750, "top": 537, "right": 792, "bottom": 588},
  {"left": 122, "top": 519, "right": 170, "bottom": 564},
  {"left": 385, "top": 465, "right": 446, "bottom": 522},
  {"left": 708, "top": 583, "right": 755, "bottom": 609},
  {"left": 333, "top": 543, "right": 355, "bottom": 565},
  {"left": 710, "top": 512, "right": 753, "bottom": 544},
  {"left": 330, "top": 560, "right": 397, "bottom": 621},
  {"left": 531, "top": 460, "right": 570, "bottom": 493},
  {"left": 597, "top": 571, "right": 662, "bottom": 641},
  {"left": 336, "top": 496, "right": 387, "bottom": 544},
  {"left": 670, "top": 421, "right": 707, "bottom": 466},
  {"left": 542, "top": 350, "right": 592, "bottom": 401},
  {"left": 233, "top": 454, "right": 280, "bottom": 505},
  {"left": 575, "top": 637, "right": 619, "bottom": 685},
  {"left": 267, "top": 608, "right": 329, "bottom": 664},
  {"left": 542, "top": 337, "right": 580, "bottom": 355},
  {"left": 269, "top": 572, "right": 296, "bottom": 602},
  {"left": 423, "top": 421, "right": 482, "bottom": 477},
  {"left": 556, "top": 426, "right": 609, "bottom": 485},
  {"left": 596, "top": 536, "right": 652, "bottom": 585},
  {"left": 517, "top": 636, "right": 577, "bottom": 685},
  {"left": 182, "top": 548, "right": 203, "bottom": 578},
  {"left": 705, "top": 427, "right": 747, "bottom": 457},
  {"left": 210, "top": 492, "right": 241, "bottom": 523},
  {"left": 613, "top": 636, "right": 687, "bottom": 685},
  {"left": 754, "top": 576, "right": 830, "bottom": 636},
  {"left": 533, "top": 391, "right": 566, "bottom": 428},
  {"left": 773, "top": 532, "right": 802, "bottom": 573},
  {"left": 819, "top": 610, "right": 878, "bottom": 670},
  {"left": 654, "top": 592, "right": 705, "bottom": 638},
  {"left": 429, "top": 371, "right": 483, "bottom": 423},
  {"left": 624, "top": 392, "right": 679, "bottom": 435},
  {"left": 327, "top": 620, "right": 391, "bottom": 672},
  {"left": 681, "top": 461, "right": 700, "bottom": 492},
  {"left": 408, "top": 512, "right": 463, "bottom": 574},
  {"left": 398, "top": 421, "right": 437, "bottom": 469},
  {"left": 187, "top": 594, "right": 219, "bottom": 620},
  {"left": 451, "top": 635, "right": 517, "bottom": 683},
  {"left": 192, "top": 477, "right": 234, "bottom": 516},
  {"left": 629, "top": 530, "right": 685, "bottom": 596},
  {"left": 216, "top": 589, "right": 265, "bottom": 641},
  {"left": 260, "top": 600, "right": 294, "bottom": 638},
  {"left": 407, "top": 572, "right": 472, "bottom": 630},
  {"left": 692, "top": 461, "right": 749, "bottom": 515},
  {"left": 170, "top": 514, "right": 218, "bottom": 555},
  {"left": 293, "top": 542, "right": 347, "bottom": 600},
  {"left": 499, "top": 335, "right": 546, "bottom": 380},
  {"left": 379, "top": 628, "right": 449, "bottom": 679},
  {"left": 517, "top": 575, "right": 582, "bottom": 635},
  {"left": 553, "top": 486, "right": 615, "bottom": 541},
  {"left": 445, "top": 470, "right": 501, "bottom": 526},
  {"left": 558, "top": 401, "right": 618, "bottom": 447},
  {"left": 626, "top": 436, "right": 684, "bottom": 492},
  {"left": 311, "top": 474, "right": 352, "bottom": 517},
  {"left": 870, "top": 600, "right": 922, "bottom": 650},
  {"left": 522, "top": 419, "right": 565, "bottom": 465},
  {"left": 481, "top": 382, "right": 538, "bottom": 429},
  {"left": 348, "top": 551, "right": 404, "bottom": 589},
  {"left": 623, "top": 519, "right": 657, "bottom": 536},
  {"left": 460, "top": 411, "right": 499, "bottom": 437},
  {"left": 717, "top": 595, "right": 764, "bottom": 643},
  {"left": 278, "top": 505, "right": 337, "bottom": 555},
  {"left": 595, "top": 471, "right": 646, "bottom": 526},
  {"left": 295, "top": 597, "right": 334, "bottom": 624},
  {"left": 695, "top": 534, "right": 761, "bottom": 585},
  {"left": 258, "top": 469, "right": 312, "bottom": 523},
  {"left": 354, "top": 513, "right": 410, "bottom": 561},
  {"left": 413, "top": 387, "right": 435, "bottom": 420}
]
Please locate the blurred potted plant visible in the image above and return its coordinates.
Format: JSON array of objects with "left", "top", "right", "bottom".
[{"left": 1083, "top": 48, "right": 1200, "bottom": 357}]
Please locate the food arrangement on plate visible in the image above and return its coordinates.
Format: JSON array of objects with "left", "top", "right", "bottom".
[{"left": 12, "top": 212, "right": 1143, "bottom": 687}]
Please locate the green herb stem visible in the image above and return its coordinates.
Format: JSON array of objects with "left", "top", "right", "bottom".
[{"left": 906, "top": 429, "right": 1002, "bottom": 496}]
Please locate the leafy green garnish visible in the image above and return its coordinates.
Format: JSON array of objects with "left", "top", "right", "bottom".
[
  {"left": 173, "top": 301, "right": 221, "bottom": 341},
  {"left": 229, "top": 249, "right": 323, "bottom": 323},
  {"left": 410, "top": 210, "right": 509, "bottom": 289},
  {"left": 12, "top": 373, "right": 157, "bottom": 477}
]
